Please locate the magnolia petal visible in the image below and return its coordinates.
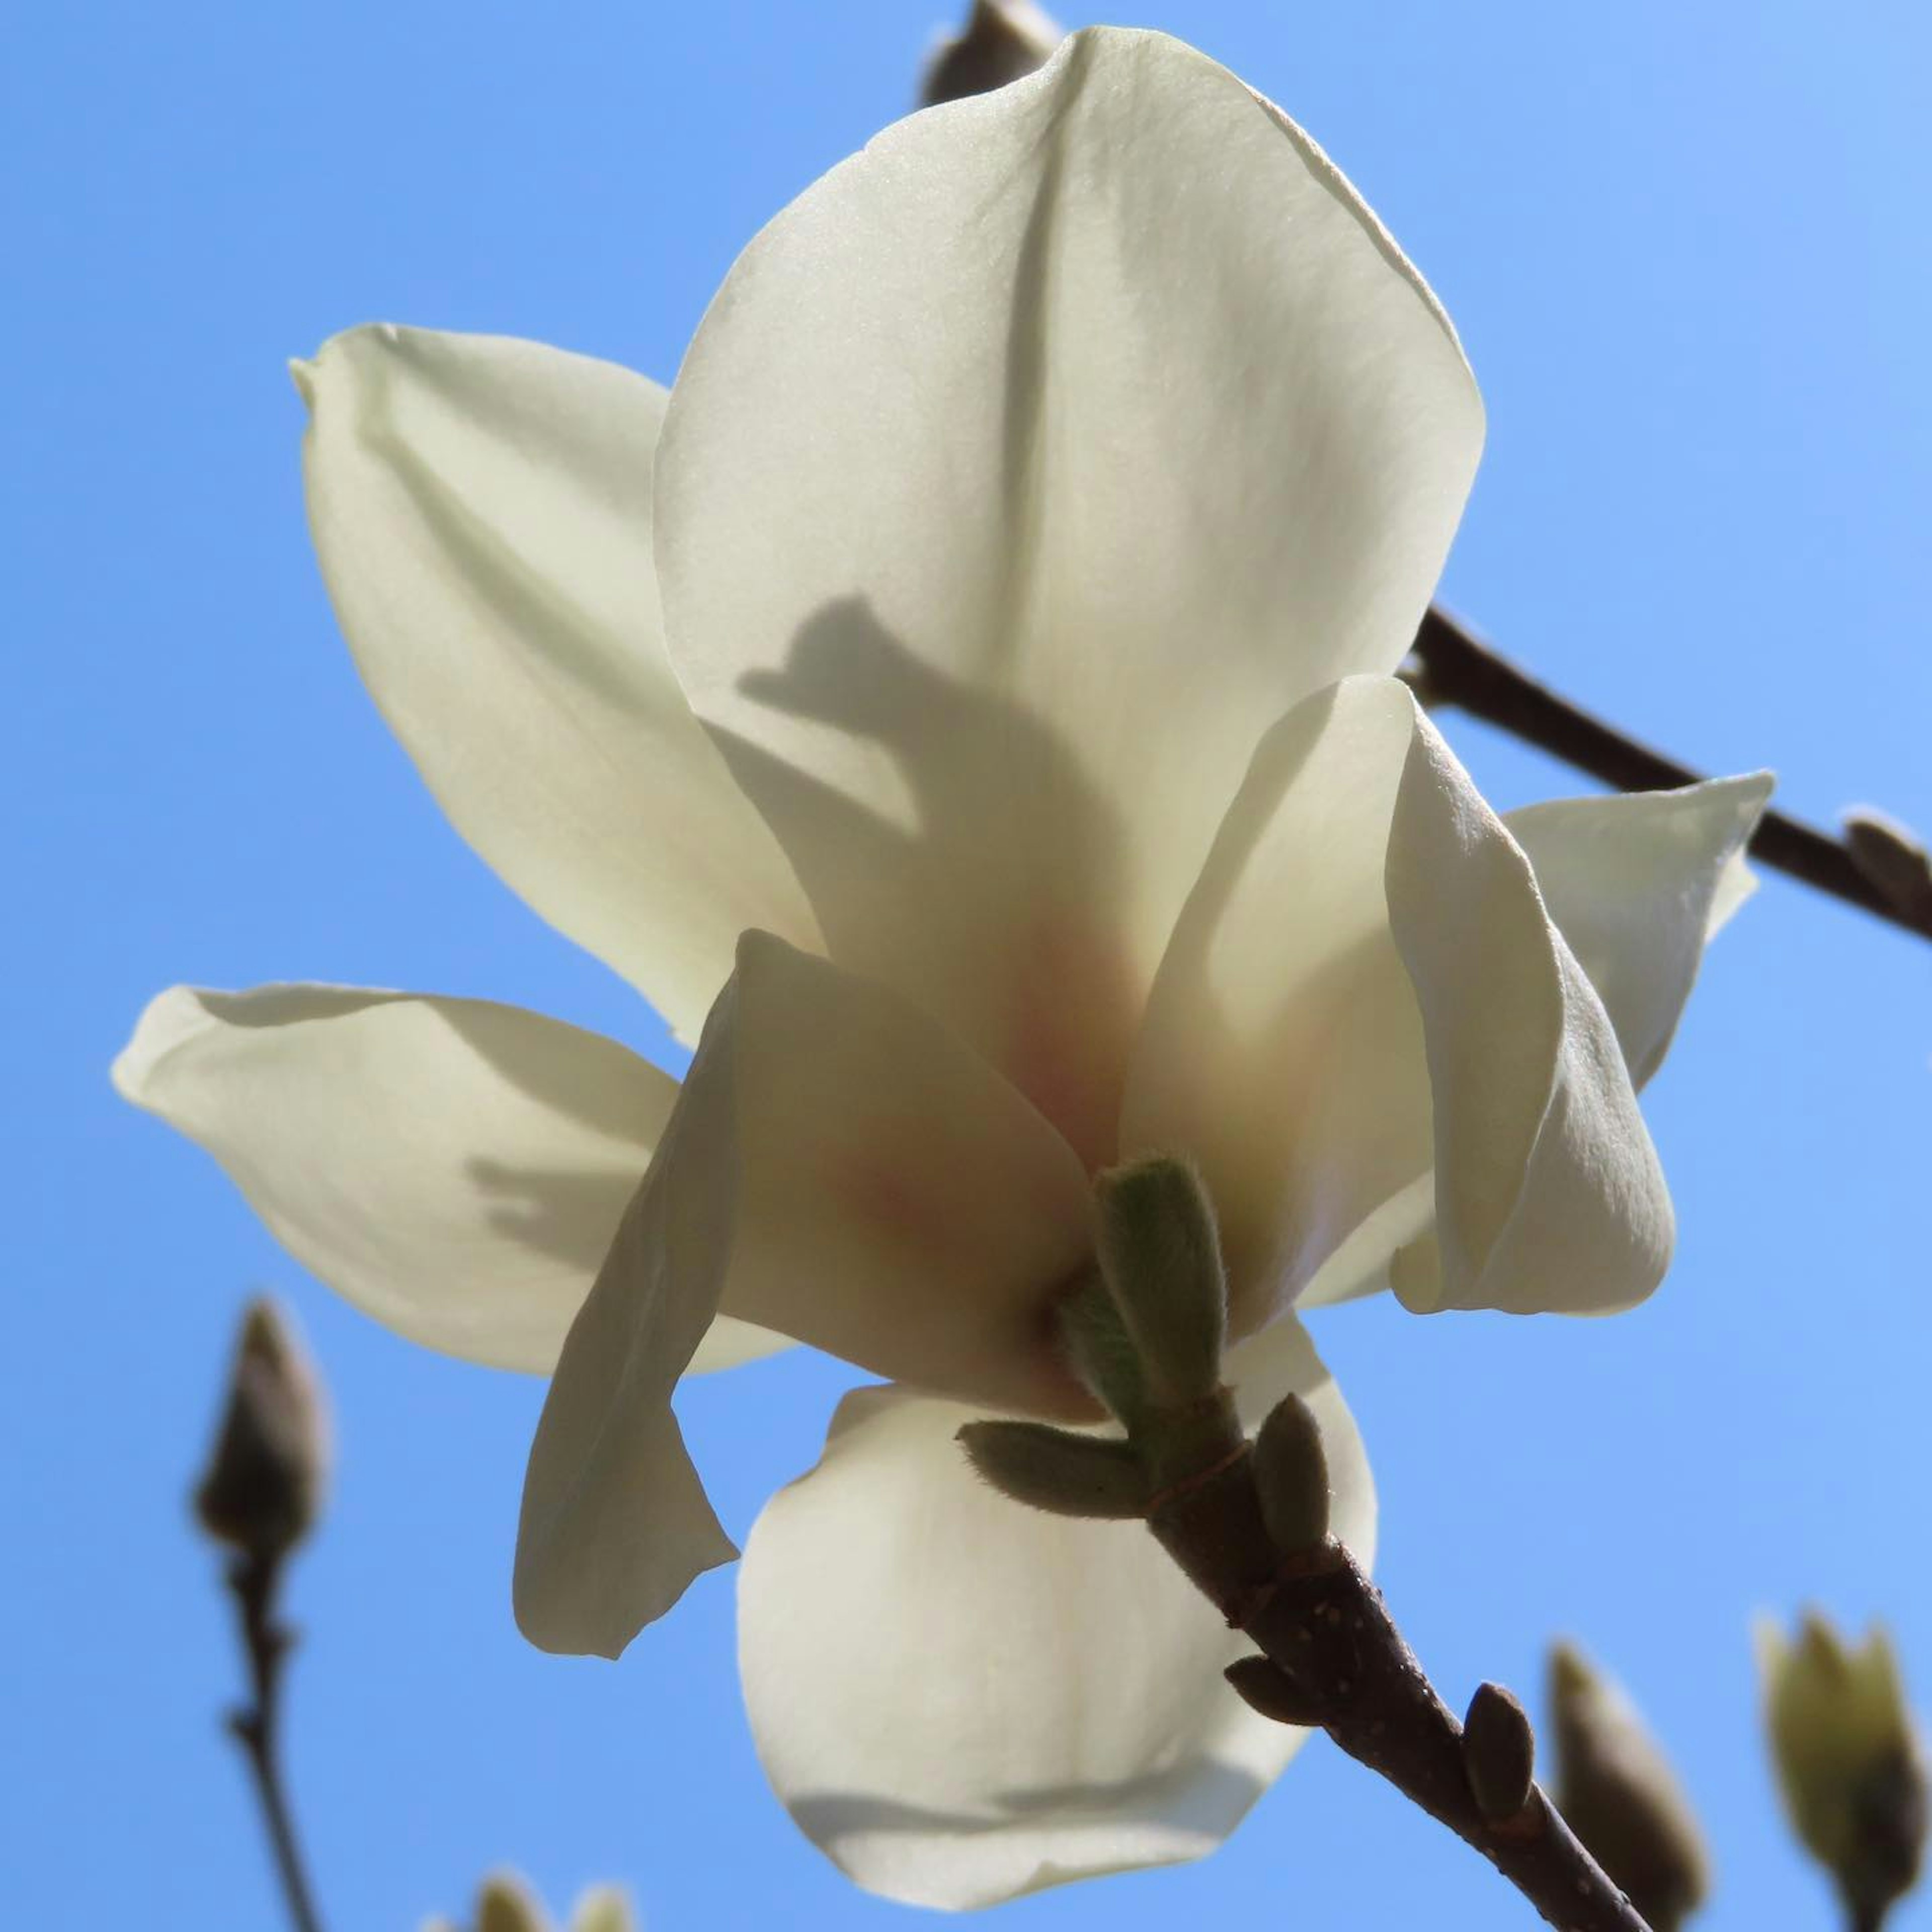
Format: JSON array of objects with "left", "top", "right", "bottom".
[
  {"left": 1505, "top": 774, "right": 1773, "bottom": 1088},
  {"left": 1294, "top": 775, "right": 1770, "bottom": 1313},
  {"left": 737, "top": 1317, "right": 1372, "bottom": 1909},
  {"left": 513, "top": 931, "right": 1096, "bottom": 1658},
  {"left": 514, "top": 980, "right": 744, "bottom": 1656},
  {"left": 113, "top": 983, "right": 682, "bottom": 1372},
  {"left": 1388, "top": 719, "right": 1670, "bottom": 1316},
  {"left": 1121, "top": 678, "right": 1438, "bottom": 1329},
  {"left": 1125, "top": 677, "right": 1670, "bottom": 1326},
  {"left": 655, "top": 28, "right": 1482, "bottom": 1162},
  {"left": 297, "top": 325, "right": 818, "bottom": 1042}
]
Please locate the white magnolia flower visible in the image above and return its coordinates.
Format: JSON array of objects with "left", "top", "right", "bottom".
[{"left": 115, "top": 29, "right": 1771, "bottom": 1911}]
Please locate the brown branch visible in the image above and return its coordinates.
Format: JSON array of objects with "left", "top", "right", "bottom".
[
  {"left": 1408, "top": 606, "right": 1932, "bottom": 945},
  {"left": 222, "top": 1551, "right": 326, "bottom": 1932},
  {"left": 1147, "top": 1435, "right": 1652, "bottom": 1931}
]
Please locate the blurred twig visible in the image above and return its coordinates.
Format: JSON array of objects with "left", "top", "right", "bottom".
[
  {"left": 1408, "top": 607, "right": 1932, "bottom": 945},
  {"left": 222, "top": 1549, "right": 326, "bottom": 1932}
]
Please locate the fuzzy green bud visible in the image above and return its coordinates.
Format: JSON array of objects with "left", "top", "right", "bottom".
[
  {"left": 1057, "top": 1272, "right": 1152, "bottom": 1426},
  {"left": 193, "top": 1298, "right": 329, "bottom": 1566},
  {"left": 1093, "top": 1157, "right": 1227, "bottom": 1408},
  {"left": 957, "top": 1420, "right": 1147, "bottom": 1519},
  {"left": 1549, "top": 1642, "right": 1710, "bottom": 1932},
  {"left": 1758, "top": 1612, "right": 1927, "bottom": 1926}
]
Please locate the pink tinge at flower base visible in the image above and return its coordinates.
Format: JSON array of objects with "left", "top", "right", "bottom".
[{"left": 112, "top": 25, "right": 1774, "bottom": 1912}]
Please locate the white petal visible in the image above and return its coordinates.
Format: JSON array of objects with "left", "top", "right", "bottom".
[
  {"left": 299, "top": 325, "right": 818, "bottom": 1042},
  {"left": 1122, "top": 678, "right": 1434, "bottom": 1330},
  {"left": 1125, "top": 677, "right": 1670, "bottom": 1325},
  {"left": 654, "top": 29, "right": 1482, "bottom": 1164},
  {"left": 513, "top": 931, "right": 1095, "bottom": 1658},
  {"left": 1387, "top": 717, "right": 1671, "bottom": 1315},
  {"left": 1504, "top": 774, "right": 1773, "bottom": 1087},
  {"left": 737, "top": 1317, "right": 1371, "bottom": 1909},
  {"left": 113, "top": 983, "right": 677, "bottom": 1372},
  {"left": 514, "top": 984, "right": 742, "bottom": 1656}
]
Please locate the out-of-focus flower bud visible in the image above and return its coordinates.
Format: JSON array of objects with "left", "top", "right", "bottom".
[
  {"left": 476, "top": 1875, "right": 550, "bottom": 1932},
  {"left": 1548, "top": 1642, "right": 1710, "bottom": 1932},
  {"left": 1094, "top": 1157, "right": 1227, "bottom": 1407},
  {"left": 957, "top": 1418, "right": 1147, "bottom": 1517},
  {"left": 1250, "top": 1392, "right": 1330, "bottom": 1554},
  {"left": 1844, "top": 810, "right": 1932, "bottom": 927},
  {"left": 920, "top": 0, "right": 1063, "bottom": 108},
  {"left": 192, "top": 1297, "right": 329, "bottom": 1566},
  {"left": 1757, "top": 1612, "right": 1927, "bottom": 1927},
  {"left": 431, "top": 1873, "right": 637, "bottom": 1932}
]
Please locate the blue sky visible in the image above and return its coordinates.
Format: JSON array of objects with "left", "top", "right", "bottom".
[{"left": 6, "top": 2, "right": 1930, "bottom": 1926}]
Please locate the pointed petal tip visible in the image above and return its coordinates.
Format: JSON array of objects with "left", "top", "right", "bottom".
[
  {"left": 111, "top": 983, "right": 204, "bottom": 1103},
  {"left": 512, "top": 1527, "right": 738, "bottom": 1662}
]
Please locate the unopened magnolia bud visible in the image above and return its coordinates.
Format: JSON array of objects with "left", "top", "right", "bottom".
[
  {"left": 1225, "top": 1655, "right": 1324, "bottom": 1729},
  {"left": 193, "top": 1298, "right": 328, "bottom": 1565},
  {"left": 1549, "top": 1643, "right": 1710, "bottom": 1932},
  {"left": 436, "top": 1874, "right": 634, "bottom": 1932},
  {"left": 1757, "top": 1612, "right": 1927, "bottom": 1925},
  {"left": 1464, "top": 1681, "right": 1536, "bottom": 1823},
  {"left": 476, "top": 1874, "right": 549, "bottom": 1932},
  {"left": 957, "top": 1419, "right": 1146, "bottom": 1519},
  {"left": 1845, "top": 810, "right": 1932, "bottom": 926},
  {"left": 565, "top": 1888, "right": 635, "bottom": 1932},
  {"left": 920, "top": 0, "right": 1062, "bottom": 108},
  {"left": 1251, "top": 1393, "right": 1330, "bottom": 1553},
  {"left": 1093, "top": 1157, "right": 1227, "bottom": 1407}
]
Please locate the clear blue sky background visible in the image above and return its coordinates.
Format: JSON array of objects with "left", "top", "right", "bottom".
[{"left": 6, "top": 3, "right": 1929, "bottom": 1926}]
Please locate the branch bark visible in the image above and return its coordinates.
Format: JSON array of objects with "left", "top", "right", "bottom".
[
  {"left": 1148, "top": 1434, "right": 1652, "bottom": 1931},
  {"left": 223, "top": 1551, "right": 326, "bottom": 1932},
  {"left": 1408, "top": 607, "right": 1932, "bottom": 944}
]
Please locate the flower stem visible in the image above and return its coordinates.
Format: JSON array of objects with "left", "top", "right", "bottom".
[
  {"left": 1407, "top": 606, "right": 1932, "bottom": 944},
  {"left": 1145, "top": 1431, "right": 1653, "bottom": 1931},
  {"left": 222, "top": 1550, "right": 327, "bottom": 1932}
]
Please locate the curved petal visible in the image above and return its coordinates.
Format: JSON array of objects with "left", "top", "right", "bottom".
[
  {"left": 513, "top": 931, "right": 1095, "bottom": 1658},
  {"left": 1505, "top": 774, "right": 1773, "bottom": 1088},
  {"left": 298, "top": 325, "right": 818, "bottom": 1042},
  {"left": 654, "top": 28, "right": 1482, "bottom": 1162},
  {"left": 514, "top": 981, "right": 743, "bottom": 1655},
  {"left": 113, "top": 983, "right": 679, "bottom": 1372},
  {"left": 736, "top": 1317, "right": 1371, "bottom": 1909},
  {"left": 1124, "top": 677, "right": 1669, "bottom": 1326},
  {"left": 1387, "top": 715, "right": 1670, "bottom": 1315},
  {"left": 1121, "top": 678, "right": 1435, "bottom": 1327}
]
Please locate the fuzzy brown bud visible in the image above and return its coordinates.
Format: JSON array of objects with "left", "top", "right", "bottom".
[
  {"left": 1548, "top": 1643, "right": 1710, "bottom": 1932},
  {"left": 920, "top": 0, "right": 1063, "bottom": 108},
  {"left": 193, "top": 1298, "right": 328, "bottom": 1565}
]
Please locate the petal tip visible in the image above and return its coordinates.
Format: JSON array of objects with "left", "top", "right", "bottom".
[{"left": 111, "top": 984, "right": 207, "bottom": 1104}]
